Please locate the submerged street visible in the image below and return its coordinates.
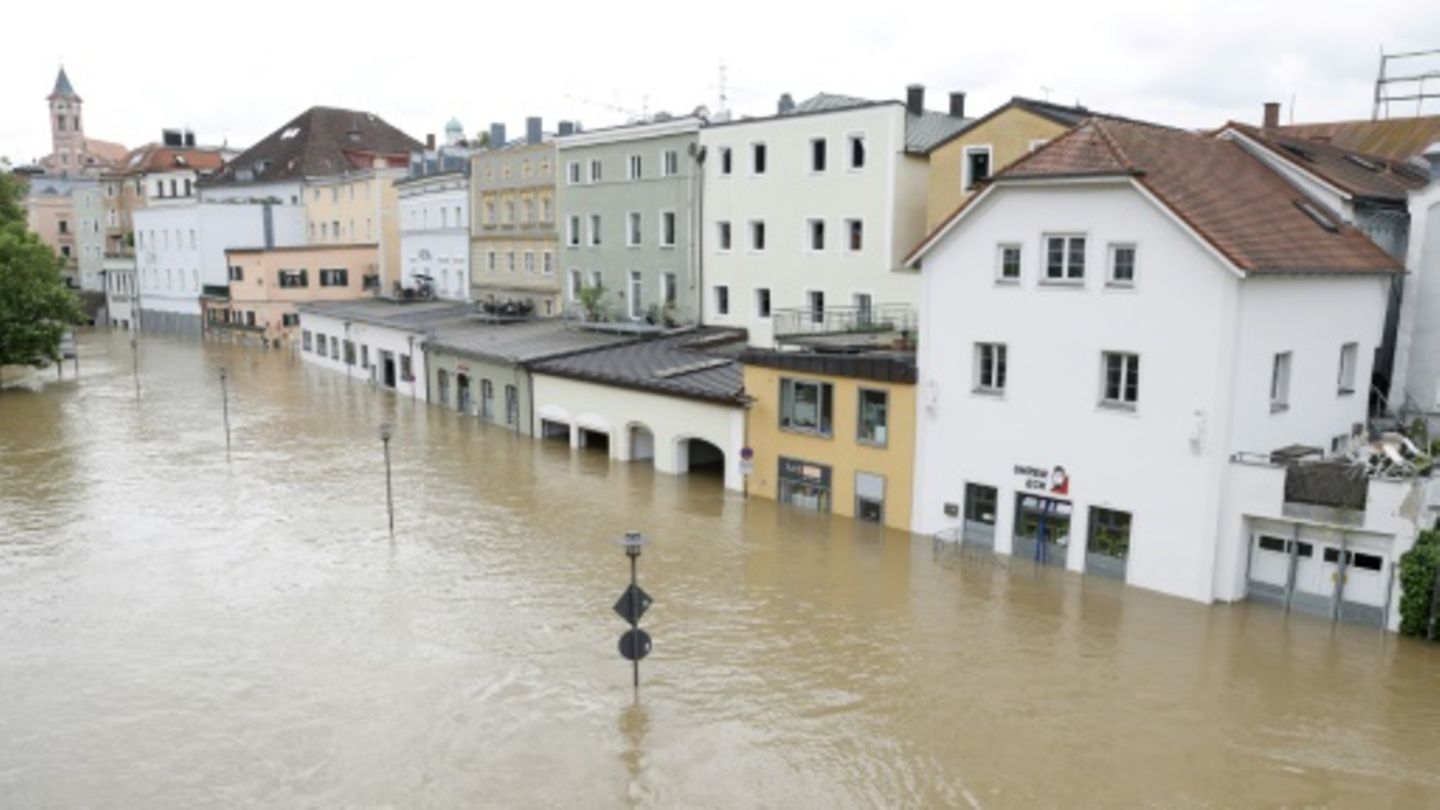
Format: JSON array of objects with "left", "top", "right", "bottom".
[{"left": 2, "top": 331, "right": 1438, "bottom": 807}]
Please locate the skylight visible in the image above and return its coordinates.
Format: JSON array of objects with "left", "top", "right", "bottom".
[
  {"left": 1295, "top": 200, "right": 1339, "bottom": 233},
  {"left": 1343, "top": 154, "right": 1383, "bottom": 172},
  {"left": 280, "top": 127, "right": 301, "bottom": 140},
  {"left": 1280, "top": 143, "right": 1315, "bottom": 162}
]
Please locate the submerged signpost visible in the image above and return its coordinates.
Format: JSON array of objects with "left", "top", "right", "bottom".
[
  {"left": 379, "top": 423, "right": 395, "bottom": 539},
  {"left": 614, "top": 531, "right": 653, "bottom": 695},
  {"left": 219, "top": 367, "right": 231, "bottom": 462}
]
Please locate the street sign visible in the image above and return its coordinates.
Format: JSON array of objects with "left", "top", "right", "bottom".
[
  {"left": 740, "top": 446, "right": 754, "bottom": 460},
  {"left": 619, "top": 628, "right": 652, "bottom": 662},
  {"left": 739, "top": 458, "right": 754, "bottom": 476},
  {"left": 613, "top": 583, "right": 652, "bottom": 624}
]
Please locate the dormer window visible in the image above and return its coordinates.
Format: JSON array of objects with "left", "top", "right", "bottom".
[{"left": 280, "top": 127, "right": 302, "bottom": 140}]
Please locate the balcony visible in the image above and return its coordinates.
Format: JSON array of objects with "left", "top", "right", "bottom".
[
  {"left": 770, "top": 304, "right": 917, "bottom": 350},
  {"left": 202, "top": 284, "right": 231, "bottom": 300}
]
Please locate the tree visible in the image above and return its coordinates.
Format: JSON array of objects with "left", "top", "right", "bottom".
[
  {"left": 0, "top": 173, "right": 82, "bottom": 368},
  {"left": 1398, "top": 528, "right": 1440, "bottom": 638}
]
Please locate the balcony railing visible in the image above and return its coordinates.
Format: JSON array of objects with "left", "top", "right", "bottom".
[
  {"left": 771, "top": 304, "right": 917, "bottom": 344},
  {"left": 202, "top": 284, "right": 231, "bottom": 299}
]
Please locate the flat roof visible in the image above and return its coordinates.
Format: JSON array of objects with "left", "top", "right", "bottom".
[{"left": 427, "top": 318, "right": 634, "bottom": 366}]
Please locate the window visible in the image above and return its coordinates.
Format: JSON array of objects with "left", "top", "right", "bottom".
[
  {"left": 589, "top": 159, "right": 602, "bottom": 183},
  {"left": 750, "top": 220, "right": 766, "bottom": 252},
  {"left": 662, "top": 272, "right": 677, "bottom": 306},
  {"left": 228, "top": 265, "right": 244, "bottom": 282},
  {"left": 1338, "top": 343, "right": 1358, "bottom": 395},
  {"left": 964, "top": 483, "right": 998, "bottom": 526},
  {"left": 662, "top": 150, "right": 679, "bottom": 177},
  {"left": 660, "top": 212, "right": 676, "bottom": 247},
  {"left": 507, "top": 252, "right": 516, "bottom": 272},
  {"left": 278, "top": 269, "right": 308, "bottom": 288},
  {"left": 343, "top": 340, "right": 356, "bottom": 365},
  {"left": 1102, "top": 351, "right": 1140, "bottom": 408},
  {"left": 997, "top": 244, "right": 1021, "bottom": 282},
  {"left": 849, "top": 135, "right": 866, "bottom": 169},
  {"left": 854, "top": 293, "right": 873, "bottom": 325},
  {"left": 359, "top": 344, "right": 368, "bottom": 367},
  {"left": 567, "top": 161, "right": 581, "bottom": 185},
  {"left": 1044, "top": 235, "right": 1086, "bottom": 282},
  {"left": 400, "top": 354, "right": 413, "bottom": 382},
  {"left": 1108, "top": 243, "right": 1137, "bottom": 286},
  {"left": 752, "top": 142, "right": 767, "bottom": 175},
  {"left": 302, "top": 330, "right": 313, "bottom": 352},
  {"left": 505, "top": 384, "right": 519, "bottom": 426},
  {"left": 755, "top": 288, "right": 771, "bottom": 319},
  {"left": 1271, "top": 352, "right": 1292, "bottom": 412},
  {"left": 525, "top": 252, "right": 536, "bottom": 274},
  {"left": 807, "top": 219, "right": 825, "bottom": 251},
  {"left": 569, "top": 269, "right": 583, "bottom": 301},
  {"left": 589, "top": 214, "right": 601, "bottom": 246},
  {"left": 711, "top": 283, "right": 732, "bottom": 315},
  {"left": 627, "top": 212, "right": 642, "bottom": 246},
  {"left": 588, "top": 270, "right": 602, "bottom": 290},
  {"left": 857, "top": 388, "right": 888, "bottom": 446},
  {"left": 1088, "top": 508, "right": 1132, "bottom": 560},
  {"left": 543, "top": 251, "right": 554, "bottom": 275},
  {"left": 719, "top": 147, "right": 733, "bottom": 176},
  {"left": 846, "top": 219, "right": 863, "bottom": 252},
  {"left": 319, "top": 268, "right": 349, "bottom": 287},
  {"left": 716, "top": 221, "right": 732, "bottom": 251},
  {"left": 628, "top": 271, "right": 643, "bottom": 319},
  {"left": 481, "top": 379, "right": 495, "bottom": 420},
  {"left": 628, "top": 154, "right": 643, "bottom": 180},
  {"left": 487, "top": 251, "right": 497, "bottom": 272},
  {"left": 808, "top": 290, "right": 825, "bottom": 324},
  {"left": 963, "top": 146, "right": 992, "bottom": 191},
  {"left": 316, "top": 334, "right": 329, "bottom": 357},
  {"left": 974, "top": 343, "right": 1007, "bottom": 393},
  {"left": 780, "top": 378, "right": 833, "bottom": 436},
  {"left": 811, "top": 138, "right": 827, "bottom": 172}
]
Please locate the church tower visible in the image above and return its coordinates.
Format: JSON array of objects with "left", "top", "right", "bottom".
[{"left": 48, "top": 67, "right": 83, "bottom": 173}]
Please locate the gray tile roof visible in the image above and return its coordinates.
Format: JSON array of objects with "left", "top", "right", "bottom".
[
  {"left": 530, "top": 328, "right": 748, "bottom": 404},
  {"left": 428, "top": 319, "right": 632, "bottom": 365},
  {"left": 795, "top": 93, "right": 972, "bottom": 154},
  {"left": 298, "top": 300, "right": 473, "bottom": 331},
  {"left": 795, "top": 93, "right": 875, "bottom": 114},
  {"left": 203, "top": 106, "right": 421, "bottom": 187}
]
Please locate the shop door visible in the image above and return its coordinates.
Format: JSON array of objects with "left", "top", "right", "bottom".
[{"left": 855, "top": 472, "right": 885, "bottom": 524}]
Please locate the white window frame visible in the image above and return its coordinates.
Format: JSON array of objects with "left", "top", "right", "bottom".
[
  {"left": 715, "top": 220, "right": 732, "bottom": 252},
  {"left": 962, "top": 144, "right": 993, "bottom": 192},
  {"left": 566, "top": 160, "right": 581, "bottom": 185},
  {"left": 628, "top": 271, "right": 643, "bottom": 319},
  {"left": 660, "top": 272, "right": 677, "bottom": 308},
  {"left": 806, "top": 289, "right": 826, "bottom": 324},
  {"left": 847, "top": 133, "right": 866, "bottom": 170},
  {"left": 1041, "top": 233, "right": 1087, "bottom": 285},
  {"left": 996, "top": 243, "right": 1022, "bottom": 284},
  {"left": 806, "top": 218, "right": 825, "bottom": 253},
  {"left": 566, "top": 215, "right": 581, "bottom": 248},
  {"left": 754, "top": 287, "right": 772, "bottom": 320},
  {"left": 626, "top": 211, "right": 642, "bottom": 247},
  {"left": 568, "top": 269, "right": 582, "bottom": 301},
  {"left": 662, "top": 149, "right": 679, "bottom": 177},
  {"left": 627, "top": 154, "right": 643, "bottom": 181},
  {"left": 1271, "top": 351, "right": 1292, "bottom": 412},
  {"left": 659, "top": 210, "right": 677, "bottom": 248},
  {"left": 1338, "top": 342, "right": 1358, "bottom": 396},
  {"left": 588, "top": 269, "right": 603, "bottom": 290},
  {"left": 1107, "top": 242, "right": 1138, "bottom": 288},
  {"left": 714, "top": 284, "right": 731, "bottom": 316},
  {"left": 589, "top": 158, "right": 602, "bottom": 184},
  {"left": 1100, "top": 351, "right": 1141, "bottom": 410},
  {"left": 844, "top": 219, "right": 864, "bottom": 253},
  {"left": 749, "top": 219, "right": 766, "bottom": 253},
  {"left": 1028, "top": 138, "right": 1049, "bottom": 153},
  {"left": 589, "top": 214, "right": 601, "bottom": 246},
  {"left": 718, "top": 146, "right": 733, "bottom": 177},
  {"left": 973, "top": 342, "right": 1007, "bottom": 395}
]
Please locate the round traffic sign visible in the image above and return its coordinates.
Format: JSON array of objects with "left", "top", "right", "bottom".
[{"left": 619, "top": 628, "right": 652, "bottom": 662}]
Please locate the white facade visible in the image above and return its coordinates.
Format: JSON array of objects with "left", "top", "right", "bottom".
[
  {"left": 134, "top": 197, "right": 306, "bottom": 334},
  {"left": 911, "top": 179, "right": 1393, "bottom": 610},
  {"left": 298, "top": 310, "right": 431, "bottom": 401},
  {"left": 102, "top": 256, "right": 137, "bottom": 329},
  {"left": 700, "top": 103, "right": 930, "bottom": 346},
  {"left": 72, "top": 179, "right": 105, "bottom": 292},
  {"left": 398, "top": 173, "right": 471, "bottom": 301},
  {"left": 531, "top": 374, "right": 746, "bottom": 492},
  {"left": 1391, "top": 169, "right": 1440, "bottom": 411}
]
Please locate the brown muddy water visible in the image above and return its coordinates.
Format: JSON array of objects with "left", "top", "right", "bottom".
[{"left": 1, "top": 330, "right": 1438, "bottom": 808}]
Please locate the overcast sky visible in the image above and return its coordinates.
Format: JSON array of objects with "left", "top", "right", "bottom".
[{"left": 4, "top": 0, "right": 1439, "bottom": 163}]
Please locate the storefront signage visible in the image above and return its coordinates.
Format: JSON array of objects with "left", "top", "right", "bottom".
[
  {"left": 780, "top": 457, "right": 831, "bottom": 487},
  {"left": 1014, "top": 464, "right": 1069, "bottom": 496}
]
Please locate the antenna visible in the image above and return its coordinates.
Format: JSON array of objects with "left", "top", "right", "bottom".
[
  {"left": 718, "top": 60, "right": 729, "bottom": 114},
  {"left": 1039, "top": 85, "right": 1053, "bottom": 101},
  {"left": 1372, "top": 45, "right": 1440, "bottom": 120}
]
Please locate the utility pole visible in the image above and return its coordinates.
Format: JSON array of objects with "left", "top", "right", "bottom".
[
  {"left": 379, "top": 423, "right": 395, "bottom": 539},
  {"left": 219, "top": 367, "right": 231, "bottom": 462}
]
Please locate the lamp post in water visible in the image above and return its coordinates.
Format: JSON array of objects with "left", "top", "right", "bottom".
[
  {"left": 379, "top": 423, "right": 395, "bottom": 539},
  {"left": 613, "top": 531, "right": 653, "bottom": 695},
  {"left": 219, "top": 367, "right": 231, "bottom": 462},
  {"left": 130, "top": 334, "right": 140, "bottom": 399}
]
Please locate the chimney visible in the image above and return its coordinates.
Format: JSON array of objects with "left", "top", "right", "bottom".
[
  {"left": 1263, "top": 102, "right": 1281, "bottom": 130},
  {"left": 184, "top": 130, "right": 195, "bottom": 147},
  {"left": 906, "top": 84, "right": 925, "bottom": 116},
  {"left": 162, "top": 128, "right": 182, "bottom": 147},
  {"left": 425, "top": 133, "right": 436, "bottom": 150},
  {"left": 777, "top": 93, "right": 796, "bottom": 115},
  {"left": 526, "top": 116, "right": 542, "bottom": 145},
  {"left": 949, "top": 91, "right": 966, "bottom": 118},
  {"left": 489, "top": 122, "right": 506, "bottom": 149},
  {"left": 558, "top": 120, "right": 575, "bottom": 137}
]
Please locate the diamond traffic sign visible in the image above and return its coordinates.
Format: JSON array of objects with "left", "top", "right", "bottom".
[
  {"left": 613, "top": 583, "right": 653, "bottom": 624},
  {"left": 619, "top": 628, "right": 653, "bottom": 662}
]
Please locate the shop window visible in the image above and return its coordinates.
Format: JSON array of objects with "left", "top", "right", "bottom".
[
  {"left": 780, "top": 378, "right": 833, "bottom": 436},
  {"left": 964, "top": 484, "right": 997, "bottom": 525},
  {"left": 778, "top": 457, "right": 831, "bottom": 512},
  {"left": 857, "top": 388, "right": 888, "bottom": 446},
  {"left": 1087, "top": 507, "right": 1132, "bottom": 559}
]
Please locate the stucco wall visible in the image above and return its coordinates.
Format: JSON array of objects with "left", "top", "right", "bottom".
[
  {"left": 426, "top": 349, "right": 533, "bottom": 434},
  {"left": 924, "top": 107, "right": 1069, "bottom": 231}
]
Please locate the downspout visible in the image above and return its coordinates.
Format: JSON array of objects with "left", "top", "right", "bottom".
[{"left": 692, "top": 136, "right": 706, "bottom": 326}]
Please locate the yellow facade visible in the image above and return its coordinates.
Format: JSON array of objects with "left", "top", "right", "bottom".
[
  {"left": 304, "top": 167, "right": 405, "bottom": 292},
  {"left": 924, "top": 106, "right": 1071, "bottom": 231},
  {"left": 471, "top": 141, "right": 560, "bottom": 312},
  {"left": 744, "top": 363, "right": 916, "bottom": 532}
]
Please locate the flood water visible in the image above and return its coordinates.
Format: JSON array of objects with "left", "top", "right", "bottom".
[{"left": 2, "top": 330, "right": 1438, "bottom": 808}]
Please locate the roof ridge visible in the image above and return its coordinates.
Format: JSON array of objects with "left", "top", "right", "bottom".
[{"left": 1090, "top": 119, "right": 1136, "bottom": 171}]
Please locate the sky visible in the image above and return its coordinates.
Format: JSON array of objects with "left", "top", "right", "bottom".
[{"left": 4, "top": 0, "right": 1440, "bottom": 164}]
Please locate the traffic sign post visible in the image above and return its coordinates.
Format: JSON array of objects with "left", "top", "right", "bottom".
[{"left": 614, "top": 531, "right": 652, "bottom": 695}]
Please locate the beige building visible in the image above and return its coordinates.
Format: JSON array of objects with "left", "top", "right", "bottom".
[
  {"left": 207, "top": 244, "right": 379, "bottom": 346},
  {"left": 25, "top": 186, "right": 77, "bottom": 275},
  {"left": 470, "top": 119, "right": 561, "bottom": 314},
  {"left": 921, "top": 97, "right": 1111, "bottom": 231},
  {"left": 304, "top": 161, "right": 408, "bottom": 294}
]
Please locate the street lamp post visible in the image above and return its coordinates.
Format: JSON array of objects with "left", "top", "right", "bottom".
[
  {"left": 379, "top": 423, "right": 395, "bottom": 538},
  {"left": 219, "top": 367, "right": 231, "bottom": 462},
  {"left": 130, "top": 334, "right": 140, "bottom": 399}
]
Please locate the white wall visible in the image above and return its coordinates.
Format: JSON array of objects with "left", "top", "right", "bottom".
[
  {"left": 399, "top": 181, "right": 470, "bottom": 301},
  {"left": 1390, "top": 184, "right": 1440, "bottom": 409},
  {"left": 699, "top": 103, "right": 922, "bottom": 346},
  {"left": 532, "top": 374, "right": 745, "bottom": 491},
  {"left": 200, "top": 181, "right": 303, "bottom": 205},
  {"left": 299, "top": 312, "right": 429, "bottom": 401}
]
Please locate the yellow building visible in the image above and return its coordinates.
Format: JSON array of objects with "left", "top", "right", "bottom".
[
  {"left": 743, "top": 351, "right": 917, "bottom": 531},
  {"left": 207, "top": 244, "right": 378, "bottom": 346},
  {"left": 303, "top": 161, "right": 407, "bottom": 294},
  {"left": 922, "top": 97, "right": 1104, "bottom": 231},
  {"left": 470, "top": 132, "right": 560, "bottom": 314}
]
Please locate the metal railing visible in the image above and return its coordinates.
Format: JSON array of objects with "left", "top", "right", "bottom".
[{"left": 771, "top": 303, "right": 917, "bottom": 340}]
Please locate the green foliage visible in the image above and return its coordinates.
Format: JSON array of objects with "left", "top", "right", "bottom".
[
  {"left": 0, "top": 173, "right": 83, "bottom": 368},
  {"left": 1397, "top": 528, "right": 1440, "bottom": 638},
  {"left": 577, "top": 283, "right": 607, "bottom": 322}
]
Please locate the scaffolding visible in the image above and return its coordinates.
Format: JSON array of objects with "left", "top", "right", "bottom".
[{"left": 1373, "top": 47, "right": 1440, "bottom": 120}]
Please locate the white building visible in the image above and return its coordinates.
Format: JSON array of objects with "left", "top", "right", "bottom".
[
  {"left": 1389, "top": 146, "right": 1440, "bottom": 415},
  {"left": 102, "top": 256, "right": 137, "bottom": 329},
  {"left": 908, "top": 119, "right": 1419, "bottom": 628},
  {"left": 397, "top": 165, "right": 471, "bottom": 301},
  {"left": 700, "top": 86, "right": 967, "bottom": 346},
  {"left": 298, "top": 300, "right": 470, "bottom": 401}
]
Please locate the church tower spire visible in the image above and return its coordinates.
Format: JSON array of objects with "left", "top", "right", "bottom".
[{"left": 48, "top": 66, "right": 83, "bottom": 174}]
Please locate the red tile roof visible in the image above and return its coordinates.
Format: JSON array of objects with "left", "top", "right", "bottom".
[
  {"left": 1222, "top": 123, "right": 1428, "bottom": 203},
  {"left": 1276, "top": 116, "right": 1440, "bottom": 162},
  {"left": 912, "top": 119, "right": 1400, "bottom": 275}
]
